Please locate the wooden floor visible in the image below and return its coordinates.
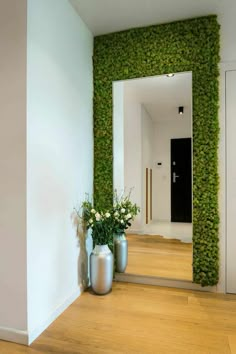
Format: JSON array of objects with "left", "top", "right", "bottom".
[
  {"left": 1, "top": 282, "right": 236, "bottom": 353},
  {"left": 126, "top": 234, "right": 193, "bottom": 280}
]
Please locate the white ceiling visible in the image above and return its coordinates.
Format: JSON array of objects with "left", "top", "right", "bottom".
[
  {"left": 71, "top": 0, "right": 221, "bottom": 36},
  {"left": 70, "top": 0, "right": 236, "bottom": 61},
  {"left": 123, "top": 72, "right": 192, "bottom": 122}
]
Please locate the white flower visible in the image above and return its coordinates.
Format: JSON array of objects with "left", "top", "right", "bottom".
[
  {"left": 114, "top": 211, "right": 119, "bottom": 217},
  {"left": 105, "top": 212, "right": 111, "bottom": 218},
  {"left": 125, "top": 213, "right": 131, "bottom": 220},
  {"left": 89, "top": 218, "right": 93, "bottom": 224},
  {"left": 91, "top": 209, "right": 96, "bottom": 214},
  {"left": 121, "top": 208, "right": 126, "bottom": 213},
  {"left": 95, "top": 212, "right": 101, "bottom": 221},
  {"left": 120, "top": 220, "right": 124, "bottom": 224}
]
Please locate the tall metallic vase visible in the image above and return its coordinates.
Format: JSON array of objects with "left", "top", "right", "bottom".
[
  {"left": 114, "top": 233, "right": 128, "bottom": 273},
  {"left": 90, "top": 245, "right": 113, "bottom": 295}
]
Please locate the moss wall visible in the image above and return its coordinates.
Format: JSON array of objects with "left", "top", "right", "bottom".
[{"left": 93, "top": 15, "right": 220, "bottom": 286}]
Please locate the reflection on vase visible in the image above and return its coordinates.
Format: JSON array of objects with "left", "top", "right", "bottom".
[
  {"left": 114, "top": 233, "right": 128, "bottom": 273},
  {"left": 77, "top": 227, "right": 89, "bottom": 291}
]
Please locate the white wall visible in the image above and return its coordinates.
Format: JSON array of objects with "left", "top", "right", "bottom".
[
  {"left": 218, "top": 0, "right": 236, "bottom": 63},
  {"left": 113, "top": 85, "right": 148, "bottom": 231},
  {"left": 27, "top": 0, "right": 93, "bottom": 342},
  {"left": 141, "top": 106, "right": 154, "bottom": 224},
  {"left": 123, "top": 101, "right": 143, "bottom": 231},
  {"left": 152, "top": 115, "right": 192, "bottom": 221},
  {"left": 0, "top": 0, "right": 27, "bottom": 332}
]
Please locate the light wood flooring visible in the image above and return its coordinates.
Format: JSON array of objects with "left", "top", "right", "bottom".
[
  {"left": 126, "top": 234, "right": 192, "bottom": 280},
  {"left": 1, "top": 282, "right": 236, "bottom": 353}
]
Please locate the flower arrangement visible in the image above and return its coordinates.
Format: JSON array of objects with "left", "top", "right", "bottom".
[
  {"left": 81, "top": 200, "right": 113, "bottom": 246},
  {"left": 112, "top": 191, "right": 140, "bottom": 235},
  {"left": 75, "top": 191, "right": 140, "bottom": 246}
]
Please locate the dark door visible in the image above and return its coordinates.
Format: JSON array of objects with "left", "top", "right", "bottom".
[{"left": 171, "top": 138, "right": 192, "bottom": 222}]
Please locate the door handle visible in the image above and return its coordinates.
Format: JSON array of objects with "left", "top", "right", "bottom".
[{"left": 173, "top": 172, "right": 180, "bottom": 183}]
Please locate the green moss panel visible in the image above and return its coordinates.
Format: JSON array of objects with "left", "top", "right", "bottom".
[{"left": 93, "top": 16, "right": 220, "bottom": 286}]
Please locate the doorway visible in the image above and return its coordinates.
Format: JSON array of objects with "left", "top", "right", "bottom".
[
  {"left": 113, "top": 72, "right": 193, "bottom": 281},
  {"left": 171, "top": 138, "right": 192, "bottom": 222}
]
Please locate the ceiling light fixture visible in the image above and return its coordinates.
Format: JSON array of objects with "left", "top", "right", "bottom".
[
  {"left": 178, "top": 106, "right": 184, "bottom": 115},
  {"left": 166, "top": 73, "right": 174, "bottom": 77}
]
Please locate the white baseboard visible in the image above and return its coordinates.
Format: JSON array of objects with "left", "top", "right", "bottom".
[
  {"left": 126, "top": 229, "right": 143, "bottom": 234},
  {"left": 0, "top": 327, "right": 28, "bottom": 345},
  {"left": 115, "top": 273, "right": 217, "bottom": 292},
  {"left": 0, "top": 288, "right": 82, "bottom": 346},
  {"left": 28, "top": 288, "right": 81, "bottom": 345}
]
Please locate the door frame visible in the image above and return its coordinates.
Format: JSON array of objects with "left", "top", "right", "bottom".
[
  {"left": 218, "top": 61, "right": 236, "bottom": 293},
  {"left": 223, "top": 63, "right": 236, "bottom": 294}
]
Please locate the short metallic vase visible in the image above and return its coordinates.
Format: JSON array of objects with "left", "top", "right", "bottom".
[
  {"left": 114, "top": 233, "right": 128, "bottom": 273},
  {"left": 90, "top": 245, "right": 114, "bottom": 295}
]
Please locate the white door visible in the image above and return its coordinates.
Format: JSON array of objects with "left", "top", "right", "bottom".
[{"left": 226, "top": 70, "right": 236, "bottom": 293}]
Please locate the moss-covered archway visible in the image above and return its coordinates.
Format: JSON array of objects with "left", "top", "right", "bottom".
[{"left": 93, "top": 16, "right": 220, "bottom": 286}]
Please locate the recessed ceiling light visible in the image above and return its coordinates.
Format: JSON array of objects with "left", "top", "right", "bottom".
[
  {"left": 178, "top": 106, "right": 184, "bottom": 115},
  {"left": 166, "top": 73, "right": 174, "bottom": 77}
]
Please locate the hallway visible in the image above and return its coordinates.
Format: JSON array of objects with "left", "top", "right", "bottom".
[
  {"left": 1, "top": 282, "right": 236, "bottom": 354},
  {"left": 1, "top": 0, "right": 236, "bottom": 350}
]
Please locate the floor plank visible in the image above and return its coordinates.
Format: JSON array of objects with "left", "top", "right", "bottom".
[{"left": 0, "top": 282, "right": 236, "bottom": 353}]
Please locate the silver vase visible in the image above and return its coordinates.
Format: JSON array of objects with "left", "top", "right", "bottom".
[
  {"left": 114, "top": 233, "right": 128, "bottom": 273},
  {"left": 90, "top": 245, "right": 113, "bottom": 295}
]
